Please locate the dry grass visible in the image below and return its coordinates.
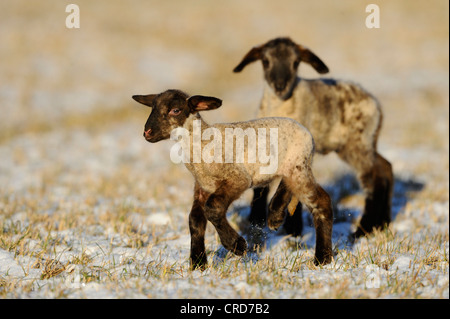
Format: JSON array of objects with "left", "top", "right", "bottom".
[{"left": 0, "top": 0, "right": 448, "bottom": 299}]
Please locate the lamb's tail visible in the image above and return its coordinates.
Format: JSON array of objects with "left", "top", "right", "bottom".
[{"left": 287, "top": 196, "right": 299, "bottom": 216}]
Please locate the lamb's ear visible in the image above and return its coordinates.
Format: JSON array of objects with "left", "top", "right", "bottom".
[
  {"left": 233, "top": 44, "right": 264, "bottom": 73},
  {"left": 132, "top": 94, "right": 158, "bottom": 107},
  {"left": 296, "top": 45, "right": 329, "bottom": 74},
  {"left": 188, "top": 95, "right": 222, "bottom": 112}
]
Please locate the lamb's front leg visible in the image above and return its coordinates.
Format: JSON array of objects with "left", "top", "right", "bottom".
[
  {"left": 189, "top": 183, "right": 209, "bottom": 270},
  {"left": 204, "top": 183, "right": 247, "bottom": 255}
]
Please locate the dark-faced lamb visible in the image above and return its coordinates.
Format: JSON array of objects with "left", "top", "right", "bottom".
[
  {"left": 233, "top": 37, "right": 393, "bottom": 238},
  {"left": 132, "top": 89, "right": 333, "bottom": 269}
]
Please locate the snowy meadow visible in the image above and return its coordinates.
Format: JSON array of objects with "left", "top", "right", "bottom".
[{"left": 0, "top": 1, "right": 448, "bottom": 299}]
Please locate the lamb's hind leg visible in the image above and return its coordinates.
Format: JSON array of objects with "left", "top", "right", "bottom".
[
  {"left": 285, "top": 168, "right": 333, "bottom": 265},
  {"left": 353, "top": 152, "right": 393, "bottom": 238},
  {"left": 338, "top": 146, "right": 393, "bottom": 238}
]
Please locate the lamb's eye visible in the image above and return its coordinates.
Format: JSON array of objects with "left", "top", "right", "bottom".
[
  {"left": 262, "top": 58, "right": 269, "bottom": 68},
  {"left": 293, "top": 59, "right": 300, "bottom": 69},
  {"left": 169, "top": 108, "right": 181, "bottom": 116}
]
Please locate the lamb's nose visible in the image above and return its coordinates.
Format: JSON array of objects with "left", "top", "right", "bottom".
[
  {"left": 144, "top": 128, "right": 152, "bottom": 138},
  {"left": 275, "top": 81, "right": 286, "bottom": 92}
]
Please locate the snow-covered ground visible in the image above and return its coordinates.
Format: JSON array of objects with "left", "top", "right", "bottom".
[{"left": 0, "top": 123, "right": 447, "bottom": 298}]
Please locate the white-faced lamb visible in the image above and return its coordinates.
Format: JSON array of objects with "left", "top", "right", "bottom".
[
  {"left": 233, "top": 37, "right": 393, "bottom": 238},
  {"left": 132, "top": 89, "right": 333, "bottom": 269}
]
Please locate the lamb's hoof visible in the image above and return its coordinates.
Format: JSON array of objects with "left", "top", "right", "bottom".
[
  {"left": 352, "top": 222, "right": 388, "bottom": 240},
  {"left": 267, "top": 208, "right": 285, "bottom": 230},
  {"left": 231, "top": 237, "right": 248, "bottom": 256},
  {"left": 190, "top": 254, "right": 208, "bottom": 271},
  {"left": 313, "top": 251, "right": 332, "bottom": 266},
  {"left": 267, "top": 214, "right": 284, "bottom": 231},
  {"left": 351, "top": 227, "right": 367, "bottom": 240}
]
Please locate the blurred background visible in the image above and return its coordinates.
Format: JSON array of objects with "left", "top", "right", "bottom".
[{"left": 0, "top": 0, "right": 448, "bottom": 201}]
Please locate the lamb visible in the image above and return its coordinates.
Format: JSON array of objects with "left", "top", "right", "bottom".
[
  {"left": 233, "top": 37, "right": 393, "bottom": 238},
  {"left": 132, "top": 89, "right": 333, "bottom": 269}
]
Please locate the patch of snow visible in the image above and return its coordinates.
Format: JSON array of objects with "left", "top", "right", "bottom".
[
  {"left": 390, "top": 255, "right": 414, "bottom": 273},
  {"left": 0, "top": 249, "right": 26, "bottom": 278}
]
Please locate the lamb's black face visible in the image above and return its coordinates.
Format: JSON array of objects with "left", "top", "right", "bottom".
[
  {"left": 233, "top": 37, "right": 329, "bottom": 101},
  {"left": 132, "top": 90, "right": 222, "bottom": 143},
  {"left": 261, "top": 40, "right": 300, "bottom": 100},
  {"left": 133, "top": 90, "right": 191, "bottom": 143}
]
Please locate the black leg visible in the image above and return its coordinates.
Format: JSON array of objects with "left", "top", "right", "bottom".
[
  {"left": 189, "top": 207, "right": 207, "bottom": 269},
  {"left": 249, "top": 187, "right": 269, "bottom": 227},
  {"left": 282, "top": 203, "right": 303, "bottom": 237},
  {"left": 353, "top": 153, "right": 393, "bottom": 238},
  {"left": 189, "top": 184, "right": 209, "bottom": 270}
]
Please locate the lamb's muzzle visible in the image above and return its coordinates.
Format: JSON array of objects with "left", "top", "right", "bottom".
[{"left": 143, "top": 128, "right": 152, "bottom": 140}]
